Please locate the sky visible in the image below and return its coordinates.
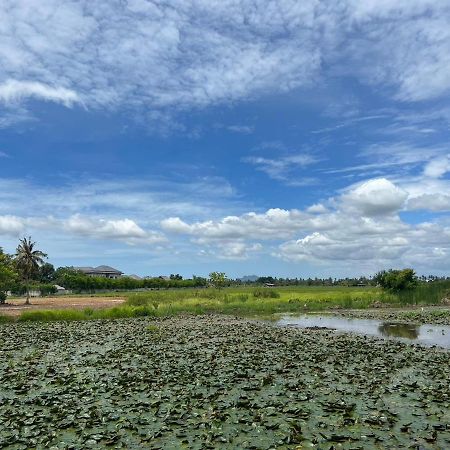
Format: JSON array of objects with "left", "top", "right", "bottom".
[{"left": 1, "top": 0, "right": 450, "bottom": 278}]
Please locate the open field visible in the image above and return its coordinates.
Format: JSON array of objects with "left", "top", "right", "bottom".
[
  {"left": 0, "top": 296, "right": 125, "bottom": 317},
  {"left": 0, "top": 315, "right": 448, "bottom": 448},
  {"left": 1, "top": 282, "right": 449, "bottom": 323},
  {"left": 0, "top": 286, "right": 382, "bottom": 322}
]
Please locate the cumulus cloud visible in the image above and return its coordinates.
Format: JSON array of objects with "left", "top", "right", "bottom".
[
  {"left": 161, "top": 208, "right": 311, "bottom": 240},
  {"left": 403, "top": 177, "right": 450, "bottom": 212},
  {"left": 278, "top": 232, "right": 410, "bottom": 263},
  {"left": 1, "top": 172, "right": 449, "bottom": 268},
  {"left": 341, "top": 178, "right": 408, "bottom": 216},
  {"left": 407, "top": 194, "right": 450, "bottom": 212},
  {"left": 65, "top": 215, "right": 166, "bottom": 245},
  {"left": 306, "top": 204, "right": 328, "bottom": 214},
  {"left": 160, "top": 174, "right": 450, "bottom": 268},
  {"left": 0, "top": 212, "right": 166, "bottom": 247}
]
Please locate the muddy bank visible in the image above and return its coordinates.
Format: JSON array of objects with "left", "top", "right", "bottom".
[{"left": 334, "top": 306, "right": 450, "bottom": 325}]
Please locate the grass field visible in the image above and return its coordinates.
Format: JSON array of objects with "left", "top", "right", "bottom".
[{"left": 1, "top": 281, "right": 449, "bottom": 322}]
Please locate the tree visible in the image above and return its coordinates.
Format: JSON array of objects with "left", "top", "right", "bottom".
[
  {"left": 170, "top": 273, "right": 183, "bottom": 280},
  {"left": 208, "top": 272, "right": 228, "bottom": 289},
  {"left": 39, "top": 262, "right": 55, "bottom": 283},
  {"left": 15, "top": 237, "right": 47, "bottom": 305},
  {"left": 374, "top": 269, "right": 418, "bottom": 292},
  {"left": 0, "top": 248, "right": 17, "bottom": 304}
]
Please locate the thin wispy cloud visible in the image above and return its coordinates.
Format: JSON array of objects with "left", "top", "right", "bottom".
[
  {"left": 226, "top": 125, "right": 254, "bottom": 134},
  {"left": 243, "top": 154, "right": 319, "bottom": 185},
  {"left": 311, "top": 115, "right": 390, "bottom": 134},
  {"left": 0, "top": 80, "right": 80, "bottom": 107}
]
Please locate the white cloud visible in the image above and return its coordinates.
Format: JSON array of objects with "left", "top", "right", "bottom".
[
  {"left": 1, "top": 173, "right": 449, "bottom": 269},
  {"left": 0, "top": 151, "right": 8, "bottom": 158},
  {"left": 0, "top": 0, "right": 449, "bottom": 127},
  {"left": 64, "top": 214, "right": 166, "bottom": 245},
  {"left": 217, "top": 242, "right": 262, "bottom": 260},
  {"left": 423, "top": 156, "right": 450, "bottom": 178},
  {"left": 306, "top": 203, "right": 328, "bottom": 214},
  {"left": 244, "top": 154, "right": 319, "bottom": 184},
  {"left": 161, "top": 208, "right": 310, "bottom": 241},
  {"left": 343, "top": 2, "right": 450, "bottom": 101},
  {"left": 278, "top": 231, "right": 412, "bottom": 263},
  {"left": 227, "top": 125, "right": 254, "bottom": 134},
  {"left": 407, "top": 194, "right": 450, "bottom": 212},
  {"left": 402, "top": 177, "right": 450, "bottom": 212},
  {"left": 0, "top": 215, "right": 25, "bottom": 236},
  {"left": 341, "top": 178, "right": 408, "bottom": 216},
  {"left": 0, "top": 80, "right": 79, "bottom": 107},
  {"left": 160, "top": 174, "right": 450, "bottom": 269}
]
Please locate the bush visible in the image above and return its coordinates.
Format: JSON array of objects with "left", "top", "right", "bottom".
[
  {"left": 0, "top": 291, "right": 6, "bottom": 304},
  {"left": 374, "top": 269, "right": 418, "bottom": 292},
  {"left": 253, "top": 288, "right": 281, "bottom": 299},
  {"left": 39, "top": 284, "right": 57, "bottom": 296}
]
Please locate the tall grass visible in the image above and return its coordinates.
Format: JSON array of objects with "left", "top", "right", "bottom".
[
  {"left": 0, "top": 313, "right": 13, "bottom": 323},
  {"left": 395, "top": 280, "right": 450, "bottom": 305}
]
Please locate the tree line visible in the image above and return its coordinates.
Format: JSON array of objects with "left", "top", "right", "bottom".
[
  {"left": 0, "top": 238, "right": 208, "bottom": 303},
  {"left": 2, "top": 237, "right": 447, "bottom": 303}
]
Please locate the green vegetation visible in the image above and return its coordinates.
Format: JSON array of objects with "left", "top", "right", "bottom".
[
  {"left": 0, "top": 313, "right": 12, "bottom": 323},
  {"left": 3, "top": 280, "right": 448, "bottom": 323},
  {"left": 0, "top": 248, "right": 17, "bottom": 304},
  {"left": 391, "top": 279, "right": 450, "bottom": 305},
  {"left": 374, "top": 268, "right": 418, "bottom": 292},
  {"left": 1, "top": 316, "right": 449, "bottom": 448},
  {"left": 208, "top": 271, "right": 228, "bottom": 289},
  {"left": 55, "top": 269, "right": 208, "bottom": 292},
  {"left": 15, "top": 237, "right": 48, "bottom": 304},
  {"left": 252, "top": 288, "right": 281, "bottom": 298}
]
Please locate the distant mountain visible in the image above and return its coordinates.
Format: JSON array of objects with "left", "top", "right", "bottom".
[{"left": 238, "top": 275, "right": 259, "bottom": 282}]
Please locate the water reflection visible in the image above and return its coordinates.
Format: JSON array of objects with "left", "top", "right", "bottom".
[
  {"left": 276, "top": 314, "right": 450, "bottom": 349},
  {"left": 378, "top": 322, "right": 419, "bottom": 339}
]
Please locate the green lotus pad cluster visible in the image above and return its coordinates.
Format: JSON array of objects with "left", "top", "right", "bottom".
[{"left": 0, "top": 316, "right": 449, "bottom": 448}]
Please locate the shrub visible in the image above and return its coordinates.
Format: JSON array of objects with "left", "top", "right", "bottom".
[
  {"left": 374, "top": 269, "right": 418, "bottom": 292},
  {"left": 253, "top": 288, "right": 281, "bottom": 299}
]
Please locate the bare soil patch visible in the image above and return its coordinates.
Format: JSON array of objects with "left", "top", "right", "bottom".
[{"left": 0, "top": 296, "right": 126, "bottom": 317}]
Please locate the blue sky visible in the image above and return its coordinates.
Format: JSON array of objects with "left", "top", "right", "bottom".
[{"left": 1, "top": 0, "right": 450, "bottom": 278}]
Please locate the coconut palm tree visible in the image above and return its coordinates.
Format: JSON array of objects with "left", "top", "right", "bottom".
[{"left": 15, "top": 237, "right": 47, "bottom": 305}]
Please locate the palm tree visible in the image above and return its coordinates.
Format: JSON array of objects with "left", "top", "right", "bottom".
[{"left": 15, "top": 237, "right": 47, "bottom": 305}]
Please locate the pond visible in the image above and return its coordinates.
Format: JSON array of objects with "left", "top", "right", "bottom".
[{"left": 276, "top": 314, "right": 450, "bottom": 349}]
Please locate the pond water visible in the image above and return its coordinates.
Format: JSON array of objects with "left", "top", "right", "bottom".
[{"left": 276, "top": 315, "right": 450, "bottom": 349}]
